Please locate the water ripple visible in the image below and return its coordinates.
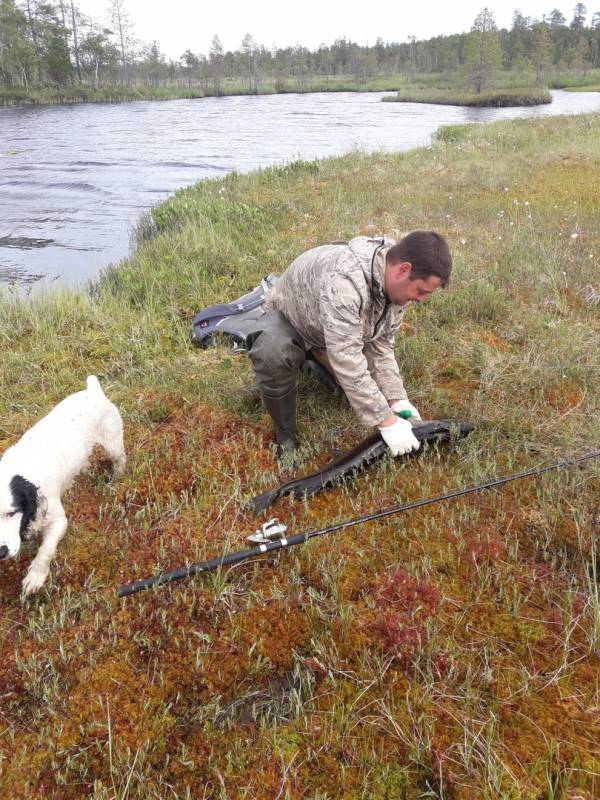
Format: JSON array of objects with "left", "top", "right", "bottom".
[{"left": 1, "top": 89, "right": 599, "bottom": 292}]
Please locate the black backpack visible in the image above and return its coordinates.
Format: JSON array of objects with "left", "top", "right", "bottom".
[{"left": 191, "top": 275, "right": 279, "bottom": 349}]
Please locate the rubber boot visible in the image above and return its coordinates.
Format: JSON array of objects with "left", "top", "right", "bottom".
[{"left": 262, "top": 390, "right": 299, "bottom": 458}]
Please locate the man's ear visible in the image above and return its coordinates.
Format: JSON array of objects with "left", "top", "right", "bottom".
[{"left": 393, "top": 261, "right": 412, "bottom": 279}]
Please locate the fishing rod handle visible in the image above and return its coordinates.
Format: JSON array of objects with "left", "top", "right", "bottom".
[{"left": 118, "top": 532, "right": 309, "bottom": 597}]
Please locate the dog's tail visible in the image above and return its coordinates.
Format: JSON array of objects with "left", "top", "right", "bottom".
[{"left": 86, "top": 375, "right": 106, "bottom": 397}]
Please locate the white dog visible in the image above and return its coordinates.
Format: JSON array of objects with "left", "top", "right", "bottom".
[{"left": 0, "top": 376, "right": 126, "bottom": 595}]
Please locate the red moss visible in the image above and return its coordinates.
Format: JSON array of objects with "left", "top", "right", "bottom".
[
  {"left": 378, "top": 568, "right": 440, "bottom": 614},
  {"left": 369, "top": 569, "right": 441, "bottom": 668},
  {"left": 459, "top": 529, "right": 505, "bottom": 569},
  {"left": 3, "top": 383, "right": 600, "bottom": 798},
  {"left": 201, "top": 598, "right": 311, "bottom": 699}
]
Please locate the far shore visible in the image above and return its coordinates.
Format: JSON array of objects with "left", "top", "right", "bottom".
[
  {"left": 1, "top": 73, "right": 599, "bottom": 108},
  {"left": 1, "top": 78, "right": 403, "bottom": 107}
]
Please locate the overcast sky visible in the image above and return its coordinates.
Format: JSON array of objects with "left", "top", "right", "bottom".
[{"left": 77, "top": 2, "right": 579, "bottom": 59}]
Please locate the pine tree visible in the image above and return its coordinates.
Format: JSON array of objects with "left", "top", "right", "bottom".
[
  {"left": 109, "top": 0, "right": 133, "bottom": 85},
  {"left": 463, "top": 7, "right": 502, "bottom": 94},
  {"left": 209, "top": 34, "right": 223, "bottom": 95},
  {"left": 531, "top": 21, "right": 552, "bottom": 83},
  {"left": 574, "top": 33, "right": 592, "bottom": 75},
  {"left": 571, "top": 3, "right": 587, "bottom": 32}
]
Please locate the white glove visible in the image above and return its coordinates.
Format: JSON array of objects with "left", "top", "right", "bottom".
[
  {"left": 379, "top": 418, "right": 420, "bottom": 456},
  {"left": 391, "top": 399, "right": 422, "bottom": 421}
]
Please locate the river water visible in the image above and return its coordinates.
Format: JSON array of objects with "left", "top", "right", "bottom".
[{"left": 1, "top": 89, "right": 599, "bottom": 291}]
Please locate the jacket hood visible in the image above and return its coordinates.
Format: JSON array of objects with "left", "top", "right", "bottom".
[{"left": 346, "top": 235, "right": 396, "bottom": 301}]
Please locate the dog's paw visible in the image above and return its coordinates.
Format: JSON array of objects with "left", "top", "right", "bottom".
[
  {"left": 111, "top": 456, "right": 126, "bottom": 479},
  {"left": 22, "top": 568, "right": 48, "bottom": 597}
]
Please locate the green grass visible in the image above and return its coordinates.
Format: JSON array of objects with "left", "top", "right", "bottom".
[
  {"left": 549, "top": 71, "right": 600, "bottom": 89},
  {"left": 4, "top": 69, "right": 599, "bottom": 107},
  {"left": 383, "top": 87, "right": 552, "bottom": 107},
  {"left": 2, "top": 113, "right": 600, "bottom": 798},
  {"left": 564, "top": 84, "right": 600, "bottom": 93},
  {"left": 0, "top": 75, "right": 409, "bottom": 106},
  {"left": 0, "top": 85, "right": 207, "bottom": 105}
]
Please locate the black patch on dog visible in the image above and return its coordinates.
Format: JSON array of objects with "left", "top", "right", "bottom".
[{"left": 9, "top": 475, "right": 39, "bottom": 538}]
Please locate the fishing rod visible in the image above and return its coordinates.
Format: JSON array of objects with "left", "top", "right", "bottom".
[{"left": 117, "top": 449, "right": 600, "bottom": 597}]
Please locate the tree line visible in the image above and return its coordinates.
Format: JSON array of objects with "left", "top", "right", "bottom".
[{"left": 1, "top": 0, "right": 599, "bottom": 93}]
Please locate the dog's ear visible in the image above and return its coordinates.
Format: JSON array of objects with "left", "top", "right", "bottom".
[{"left": 9, "top": 475, "right": 43, "bottom": 536}]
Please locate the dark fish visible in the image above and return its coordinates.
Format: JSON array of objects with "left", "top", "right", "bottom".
[{"left": 251, "top": 418, "right": 475, "bottom": 514}]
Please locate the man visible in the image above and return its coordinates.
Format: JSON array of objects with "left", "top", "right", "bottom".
[{"left": 247, "top": 231, "right": 452, "bottom": 457}]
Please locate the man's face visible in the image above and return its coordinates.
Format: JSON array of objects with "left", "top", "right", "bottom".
[{"left": 384, "top": 261, "right": 442, "bottom": 305}]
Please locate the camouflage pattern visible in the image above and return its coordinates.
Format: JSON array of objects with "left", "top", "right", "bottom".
[{"left": 265, "top": 236, "right": 409, "bottom": 427}]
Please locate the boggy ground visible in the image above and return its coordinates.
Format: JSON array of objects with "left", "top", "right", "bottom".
[{"left": 1, "top": 113, "right": 600, "bottom": 798}]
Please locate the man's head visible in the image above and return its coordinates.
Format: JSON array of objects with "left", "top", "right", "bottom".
[{"left": 384, "top": 230, "right": 452, "bottom": 305}]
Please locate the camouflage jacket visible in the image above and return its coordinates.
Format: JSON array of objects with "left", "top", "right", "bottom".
[{"left": 265, "top": 236, "right": 409, "bottom": 427}]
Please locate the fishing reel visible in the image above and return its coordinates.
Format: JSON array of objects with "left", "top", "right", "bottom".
[{"left": 247, "top": 518, "right": 288, "bottom": 545}]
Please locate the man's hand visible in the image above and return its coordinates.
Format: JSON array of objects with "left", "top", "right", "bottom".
[
  {"left": 391, "top": 399, "right": 422, "bottom": 421},
  {"left": 378, "top": 417, "right": 420, "bottom": 456}
]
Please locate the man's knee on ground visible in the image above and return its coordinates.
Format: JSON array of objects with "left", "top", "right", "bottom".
[{"left": 248, "top": 327, "right": 305, "bottom": 373}]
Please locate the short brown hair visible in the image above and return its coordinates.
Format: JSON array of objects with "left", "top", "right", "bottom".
[{"left": 386, "top": 231, "right": 452, "bottom": 287}]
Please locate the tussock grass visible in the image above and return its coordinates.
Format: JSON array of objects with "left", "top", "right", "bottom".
[
  {"left": 2, "top": 113, "right": 600, "bottom": 798},
  {"left": 383, "top": 87, "right": 552, "bottom": 107}
]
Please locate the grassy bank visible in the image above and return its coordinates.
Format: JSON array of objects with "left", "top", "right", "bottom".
[
  {"left": 383, "top": 87, "right": 552, "bottom": 107},
  {"left": 0, "top": 76, "right": 406, "bottom": 106},
  {"left": 547, "top": 72, "right": 600, "bottom": 95},
  {"left": 550, "top": 72, "right": 600, "bottom": 89},
  {"left": 0, "top": 85, "right": 208, "bottom": 105},
  {"left": 2, "top": 113, "right": 600, "bottom": 798},
  {"left": 3, "top": 70, "right": 599, "bottom": 107},
  {"left": 565, "top": 85, "right": 600, "bottom": 93}
]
